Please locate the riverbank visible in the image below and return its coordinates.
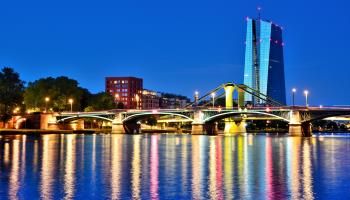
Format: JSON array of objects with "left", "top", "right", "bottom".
[{"left": 0, "top": 129, "right": 112, "bottom": 135}]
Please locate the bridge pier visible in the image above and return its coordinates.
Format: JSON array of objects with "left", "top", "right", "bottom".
[
  {"left": 124, "top": 122, "right": 142, "bottom": 134},
  {"left": 191, "top": 110, "right": 205, "bottom": 134},
  {"left": 204, "top": 122, "right": 218, "bottom": 135},
  {"left": 288, "top": 110, "right": 302, "bottom": 136},
  {"left": 302, "top": 122, "right": 312, "bottom": 137},
  {"left": 112, "top": 113, "right": 126, "bottom": 134},
  {"left": 224, "top": 119, "right": 246, "bottom": 134},
  {"left": 288, "top": 110, "right": 312, "bottom": 137},
  {"left": 191, "top": 123, "right": 205, "bottom": 135}
]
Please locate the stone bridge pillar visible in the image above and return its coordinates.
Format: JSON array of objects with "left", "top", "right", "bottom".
[
  {"left": 42, "top": 113, "right": 60, "bottom": 130},
  {"left": 112, "top": 113, "right": 126, "bottom": 134},
  {"left": 223, "top": 84, "right": 240, "bottom": 134},
  {"left": 191, "top": 110, "right": 205, "bottom": 134},
  {"left": 288, "top": 110, "right": 312, "bottom": 137},
  {"left": 224, "top": 119, "right": 246, "bottom": 134},
  {"left": 289, "top": 110, "right": 302, "bottom": 136}
]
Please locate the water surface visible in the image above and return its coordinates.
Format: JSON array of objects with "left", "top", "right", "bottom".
[{"left": 1, "top": 133, "right": 350, "bottom": 199}]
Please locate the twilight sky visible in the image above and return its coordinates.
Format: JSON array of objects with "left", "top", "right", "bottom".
[{"left": 0, "top": 0, "right": 349, "bottom": 106}]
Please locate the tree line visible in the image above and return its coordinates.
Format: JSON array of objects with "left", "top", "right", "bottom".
[{"left": 0, "top": 67, "right": 117, "bottom": 124}]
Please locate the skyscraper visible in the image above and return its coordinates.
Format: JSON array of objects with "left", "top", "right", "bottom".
[{"left": 243, "top": 17, "right": 286, "bottom": 105}]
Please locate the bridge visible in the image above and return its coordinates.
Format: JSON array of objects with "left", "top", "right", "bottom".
[{"left": 37, "top": 82, "right": 350, "bottom": 137}]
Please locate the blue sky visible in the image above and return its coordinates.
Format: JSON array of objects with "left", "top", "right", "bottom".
[{"left": 0, "top": 0, "right": 349, "bottom": 106}]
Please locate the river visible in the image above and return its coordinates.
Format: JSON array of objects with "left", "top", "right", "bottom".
[{"left": 0, "top": 133, "right": 350, "bottom": 199}]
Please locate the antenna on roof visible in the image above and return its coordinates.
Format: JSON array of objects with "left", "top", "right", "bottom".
[{"left": 257, "top": 6, "right": 262, "bottom": 20}]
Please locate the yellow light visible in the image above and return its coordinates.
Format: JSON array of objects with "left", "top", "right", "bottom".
[
  {"left": 69, "top": 99, "right": 73, "bottom": 104},
  {"left": 45, "top": 97, "right": 50, "bottom": 102}
]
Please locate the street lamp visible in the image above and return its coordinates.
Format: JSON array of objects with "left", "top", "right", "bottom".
[
  {"left": 304, "top": 90, "right": 309, "bottom": 107},
  {"left": 194, "top": 91, "right": 199, "bottom": 104},
  {"left": 68, "top": 98, "right": 73, "bottom": 112},
  {"left": 115, "top": 94, "right": 119, "bottom": 107},
  {"left": 135, "top": 94, "right": 139, "bottom": 109},
  {"left": 211, "top": 92, "right": 215, "bottom": 108},
  {"left": 45, "top": 97, "right": 50, "bottom": 113},
  {"left": 292, "top": 88, "right": 296, "bottom": 107},
  {"left": 13, "top": 107, "right": 20, "bottom": 114}
]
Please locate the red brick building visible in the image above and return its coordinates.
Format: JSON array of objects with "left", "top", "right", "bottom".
[{"left": 105, "top": 77, "right": 143, "bottom": 109}]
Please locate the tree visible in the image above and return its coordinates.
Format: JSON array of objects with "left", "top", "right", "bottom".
[
  {"left": 86, "top": 92, "right": 116, "bottom": 111},
  {"left": 0, "top": 67, "right": 25, "bottom": 123},
  {"left": 24, "top": 76, "right": 89, "bottom": 112},
  {"left": 116, "top": 102, "right": 124, "bottom": 109}
]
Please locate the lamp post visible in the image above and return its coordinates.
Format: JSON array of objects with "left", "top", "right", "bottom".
[
  {"left": 135, "top": 94, "right": 139, "bottom": 110},
  {"left": 45, "top": 97, "right": 50, "bottom": 113},
  {"left": 115, "top": 94, "right": 119, "bottom": 107},
  {"left": 304, "top": 90, "right": 309, "bottom": 107},
  {"left": 68, "top": 98, "right": 73, "bottom": 112},
  {"left": 194, "top": 91, "right": 199, "bottom": 104},
  {"left": 211, "top": 92, "right": 215, "bottom": 108},
  {"left": 292, "top": 88, "right": 296, "bottom": 107}
]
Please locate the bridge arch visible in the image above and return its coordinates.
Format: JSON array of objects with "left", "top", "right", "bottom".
[
  {"left": 122, "top": 112, "right": 194, "bottom": 123},
  {"left": 204, "top": 111, "right": 290, "bottom": 123},
  {"left": 302, "top": 112, "right": 350, "bottom": 123},
  {"left": 57, "top": 115, "right": 114, "bottom": 123}
]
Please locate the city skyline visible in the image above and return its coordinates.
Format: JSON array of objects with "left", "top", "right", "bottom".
[{"left": 1, "top": 0, "right": 350, "bottom": 105}]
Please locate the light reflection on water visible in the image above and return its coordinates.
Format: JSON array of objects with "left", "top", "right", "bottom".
[{"left": 0, "top": 134, "right": 350, "bottom": 199}]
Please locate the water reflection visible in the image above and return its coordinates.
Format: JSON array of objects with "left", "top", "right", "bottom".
[
  {"left": 64, "top": 134, "right": 76, "bottom": 199},
  {"left": 40, "top": 135, "right": 55, "bottom": 199},
  {"left": 131, "top": 135, "right": 141, "bottom": 199},
  {"left": 191, "top": 136, "right": 202, "bottom": 200},
  {"left": 0, "top": 134, "right": 349, "bottom": 199},
  {"left": 9, "top": 139, "right": 19, "bottom": 200},
  {"left": 110, "top": 135, "right": 122, "bottom": 199},
  {"left": 150, "top": 135, "right": 159, "bottom": 200}
]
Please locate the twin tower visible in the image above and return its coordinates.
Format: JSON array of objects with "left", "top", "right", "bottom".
[{"left": 243, "top": 17, "right": 286, "bottom": 105}]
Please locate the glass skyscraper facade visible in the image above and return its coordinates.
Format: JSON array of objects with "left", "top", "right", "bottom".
[{"left": 244, "top": 18, "right": 286, "bottom": 105}]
